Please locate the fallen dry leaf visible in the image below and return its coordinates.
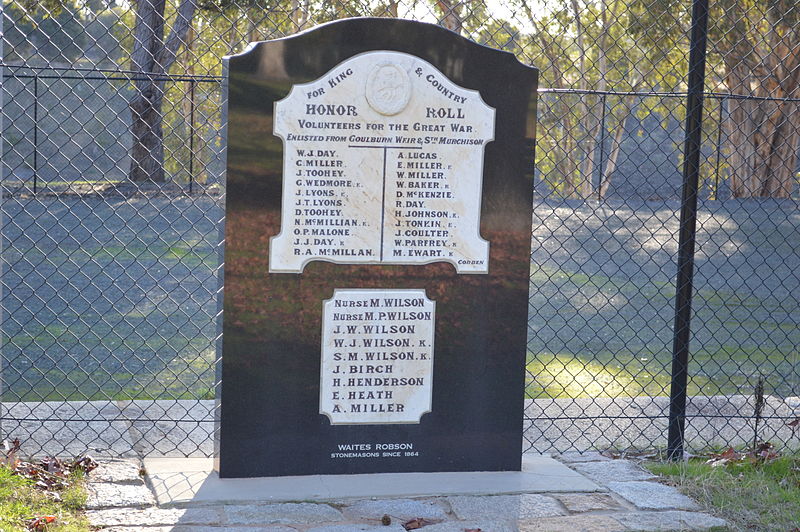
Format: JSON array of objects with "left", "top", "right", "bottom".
[
  {"left": 6, "top": 447, "right": 98, "bottom": 494},
  {"left": 73, "top": 455, "right": 98, "bottom": 474},
  {"left": 26, "top": 515, "right": 56, "bottom": 531},
  {"left": 403, "top": 517, "right": 433, "bottom": 530},
  {"left": 704, "top": 442, "right": 780, "bottom": 467},
  {"left": 2, "top": 439, "right": 21, "bottom": 468}
]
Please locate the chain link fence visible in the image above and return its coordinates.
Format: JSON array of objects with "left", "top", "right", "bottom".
[{"left": 1, "top": 0, "right": 798, "bottom": 458}]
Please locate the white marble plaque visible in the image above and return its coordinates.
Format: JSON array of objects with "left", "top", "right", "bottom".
[
  {"left": 271, "top": 51, "right": 494, "bottom": 274},
  {"left": 319, "top": 289, "right": 435, "bottom": 425}
]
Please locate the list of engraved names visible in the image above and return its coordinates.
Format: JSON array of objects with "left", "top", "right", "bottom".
[
  {"left": 271, "top": 51, "right": 495, "bottom": 274},
  {"left": 320, "top": 289, "right": 435, "bottom": 425}
]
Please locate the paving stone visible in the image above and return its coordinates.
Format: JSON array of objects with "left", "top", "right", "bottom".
[
  {"left": 89, "top": 460, "right": 144, "bottom": 484},
  {"left": 519, "top": 514, "right": 626, "bottom": 532},
  {"left": 103, "top": 526, "right": 175, "bottom": 532},
  {"left": 172, "top": 527, "right": 298, "bottom": 532},
  {"left": 557, "top": 452, "right": 613, "bottom": 464},
  {"left": 414, "top": 520, "right": 516, "bottom": 532},
  {"left": 87, "top": 507, "right": 220, "bottom": 527},
  {"left": 607, "top": 481, "right": 700, "bottom": 511},
  {"left": 570, "top": 460, "right": 656, "bottom": 485},
  {"left": 225, "top": 502, "right": 343, "bottom": 525},
  {"left": 86, "top": 482, "right": 156, "bottom": 509},
  {"left": 555, "top": 493, "right": 620, "bottom": 513},
  {"left": 614, "top": 510, "right": 727, "bottom": 530},
  {"left": 447, "top": 494, "right": 566, "bottom": 520},
  {"left": 341, "top": 498, "right": 449, "bottom": 521},
  {"left": 104, "top": 527, "right": 297, "bottom": 532},
  {"left": 306, "top": 524, "right": 407, "bottom": 532}
]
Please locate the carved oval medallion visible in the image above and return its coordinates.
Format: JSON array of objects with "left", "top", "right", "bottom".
[{"left": 365, "top": 62, "right": 411, "bottom": 116}]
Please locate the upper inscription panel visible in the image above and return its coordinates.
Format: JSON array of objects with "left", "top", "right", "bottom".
[{"left": 270, "top": 51, "right": 495, "bottom": 274}]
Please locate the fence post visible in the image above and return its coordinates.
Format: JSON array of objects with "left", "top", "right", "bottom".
[
  {"left": 189, "top": 79, "right": 195, "bottom": 194},
  {"left": 713, "top": 97, "right": 724, "bottom": 200},
  {"left": 667, "top": 0, "right": 709, "bottom": 460},
  {"left": 597, "top": 93, "right": 607, "bottom": 202},
  {"left": 33, "top": 75, "right": 38, "bottom": 194}
]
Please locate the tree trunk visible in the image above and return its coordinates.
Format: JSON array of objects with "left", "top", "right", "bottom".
[
  {"left": 227, "top": 10, "right": 240, "bottom": 53},
  {"left": 436, "top": 0, "right": 463, "bottom": 34},
  {"left": 555, "top": 111, "right": 580, "bottom": 198},
  {"left": 128, "top": 0, "right": 197, "bottom": 183},
  {"left": 244, "top": 10, "right": 260, "bottom": 43},
  {"left": 130, "top": 93, "right": 166, "bottom": 182},
  {"left": 290, "top": 0, "right": 310, "bottom": 31},
  {"left": 726, "top": 78, "right": 800, "bottom": 199},
  {"left": 765, "top": 99, "right": 800, "bottom": 197},
  {"left": 721, "top": 4, "right": 800, "bottom": 198},
  {"left": 570, "top": 0, "right": 592, "bottom": 198},
  {"left": 570, "top": 0, "right": 616, "bottom": 199},
  {"left": 724, "top": 65, "right": 754, "bottom": 197},
  {"left": 522, "top": 0, "right": 580, "bottom": 198},
  {"left": 290, "top": 0, "right": 301, "bottom": 30},
  {"left": 183, "top": 21, "right": 204, "bottom": 185},
  {"left": 598, "top": 96, "right": 634, "bottom": 199},
  {"left": 182, "top": 22, "right": 195, "bottom": 120}
]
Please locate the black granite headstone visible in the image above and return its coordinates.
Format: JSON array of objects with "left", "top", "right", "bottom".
[{"left": 218, "top": 17, "right": 538, "bottom": 478}]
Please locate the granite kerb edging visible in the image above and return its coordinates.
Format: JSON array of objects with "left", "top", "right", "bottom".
[
  {"left": 86, "top": 458, "right": 157, "bottom": 511},
  {"left": 553, "top": 453, "right": 728, "bottom": 530}
]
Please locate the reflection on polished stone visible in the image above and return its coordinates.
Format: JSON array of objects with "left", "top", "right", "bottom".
[{"left": 220, "top": 17, "right": 538, "bottom": 478}]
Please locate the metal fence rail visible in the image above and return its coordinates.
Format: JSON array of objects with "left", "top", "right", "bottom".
[{"left": 1, "top": 0, "right": 799, "bottom": 458}]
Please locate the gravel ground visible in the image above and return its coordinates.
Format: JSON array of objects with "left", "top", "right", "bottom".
[{"left": 4, "top": 395, "right": 797, "bottom": 457}]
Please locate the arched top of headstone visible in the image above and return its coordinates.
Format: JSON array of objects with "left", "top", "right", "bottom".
[{"left": 226, "top": 17, "right": 537, "bottom": 94}]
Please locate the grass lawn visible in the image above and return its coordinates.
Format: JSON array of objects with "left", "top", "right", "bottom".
[
  {"left": 646, "top": 450, "right": 800, "bottom": 532},
  {"left": 0, "top": 465, "right": 89, "bottom": 532}
]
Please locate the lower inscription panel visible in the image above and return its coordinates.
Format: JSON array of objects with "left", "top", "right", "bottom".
[{"left": 320, "top": 288, "right": 435, "bottom": 425}]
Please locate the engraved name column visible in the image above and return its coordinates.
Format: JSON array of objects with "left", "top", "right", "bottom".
[
  {"left": 272, "top": 68, "right": 382, "bottom": 271},
  {"left": 320, "top": 289, "right": 435, "bottom": 424},
  {"left": 381, "top": 66, "right": 494, "bottom": 272}
]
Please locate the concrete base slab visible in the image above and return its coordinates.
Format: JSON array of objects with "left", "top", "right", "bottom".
[{"left": 144, "top": 454, "right": 600, "bottom": 507}]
